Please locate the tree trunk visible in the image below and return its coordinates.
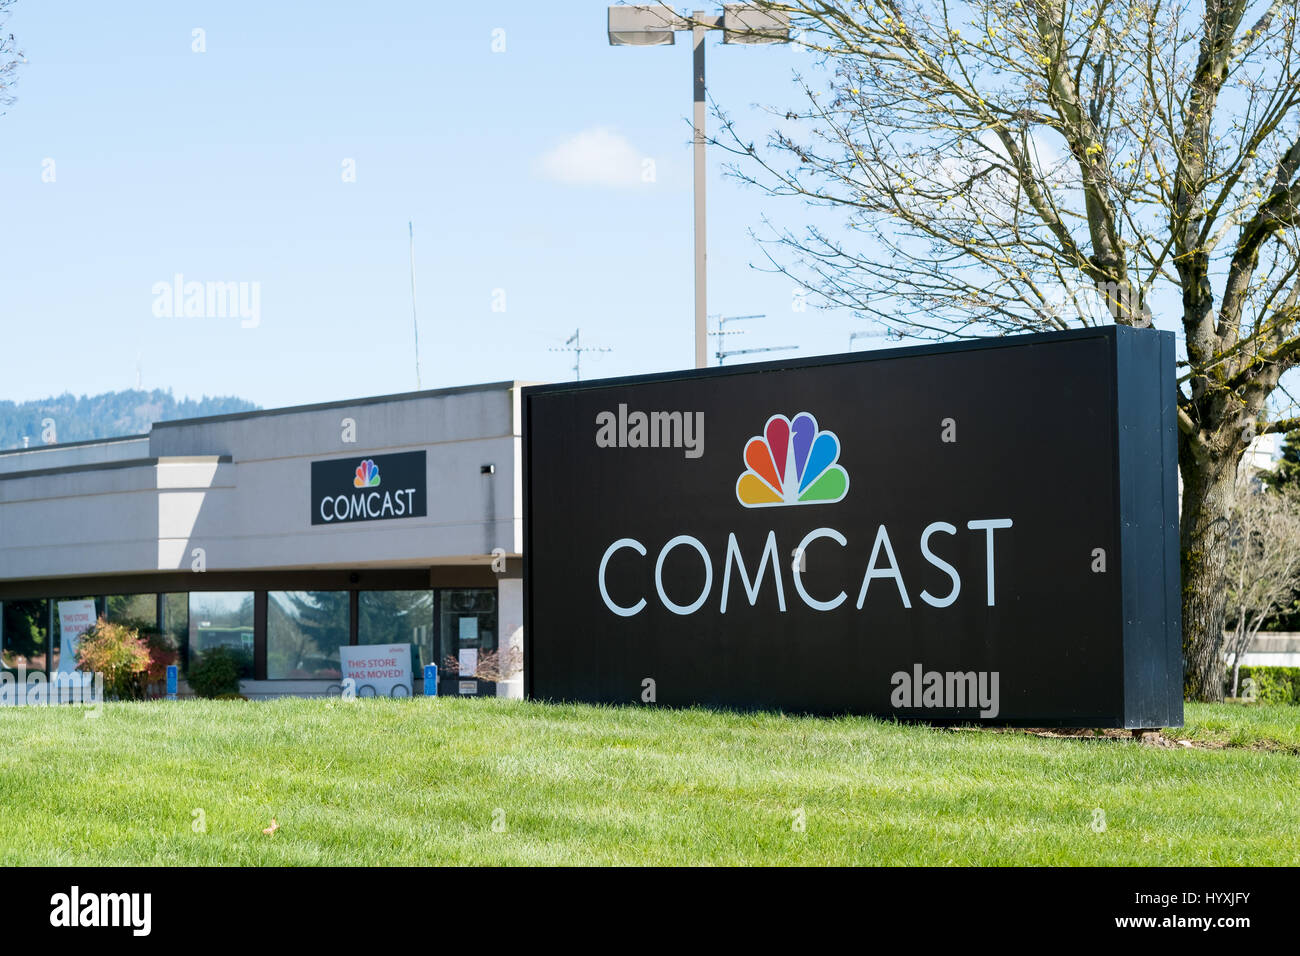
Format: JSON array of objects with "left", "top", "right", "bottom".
[{"left": 1178, "top": 452, "right": 1237, "bottom": 702}]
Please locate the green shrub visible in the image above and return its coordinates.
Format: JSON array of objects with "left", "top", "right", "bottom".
[
  {"left": 74, "top": 618, "right": 151, "bottom": 700},
  {"left": 186, "top": 646, "right": 244, "bottom": 699},
  {"left": 1237, "top": 667, "right": 1300, "bottom": 706}
]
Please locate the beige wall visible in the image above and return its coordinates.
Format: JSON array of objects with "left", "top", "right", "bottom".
[{"left": 0, "top": 384, "right": 525, "bottom": 583}]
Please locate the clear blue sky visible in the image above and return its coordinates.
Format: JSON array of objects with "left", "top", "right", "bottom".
[{"left": 0, "top": 0, "right": 877, "bottom": 409}]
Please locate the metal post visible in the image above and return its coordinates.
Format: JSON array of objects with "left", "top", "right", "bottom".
[
  {"left": 409, "top": 221, "right": 422, "bottom": 390},
  {"left": 692, "top": 11, "right": 707, "bottom": 369}
]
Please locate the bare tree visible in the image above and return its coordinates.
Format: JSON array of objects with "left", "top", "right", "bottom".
[
  {"left": 1223, "top": 472, "right": 1300, "bottom": 695},
  {"left": 708, "top": 0, "right": 1300, "bottom": 700},
  {"left": 0, "top": 1, "right": 23, "bottom": 116}
]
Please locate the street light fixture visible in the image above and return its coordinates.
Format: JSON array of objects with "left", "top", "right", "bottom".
[{"left": 607, "top": 4, "right": 791, "bottom": 369}]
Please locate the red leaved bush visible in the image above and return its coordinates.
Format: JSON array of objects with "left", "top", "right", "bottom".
[{"left": 74, "top": 617, "right": 152, "bottom": 699}]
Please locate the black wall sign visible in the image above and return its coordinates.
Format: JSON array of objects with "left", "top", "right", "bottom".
[
  {"left": 523, "top": 327, "right": 1181, "bottom": 727},
  {"left": 311, "top": 451, "right": 427, "bottom": 526}
]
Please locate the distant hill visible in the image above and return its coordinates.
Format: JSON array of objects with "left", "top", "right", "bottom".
[{"left": 0, "top": 390, "right": 260, "bottom": 450}]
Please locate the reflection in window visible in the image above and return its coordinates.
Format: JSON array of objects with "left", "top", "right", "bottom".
[
  {"left": 189, "top": 592, "right": 255, "bottom": 677},
  {"left": 105, "top": 594, "right": 158, "bottom": 631},
  {"left": 163, "top": 593, "right": 189, "bottom": 670},
  {"left": 438, "top": 589, "right": 498, "bottom": 676},
  {"left": 359, "top": 590, "right": 434, "bottom": 676},
  {"left": 1, "top": 599, "right": 49, "bottom": 675},
  {"left": 267, "top": 591, "right": 349, "bottom": 680}
]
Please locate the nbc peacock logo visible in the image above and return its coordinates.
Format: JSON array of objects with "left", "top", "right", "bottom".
[
  {"left": 736, "top": 412, "right": 849, "bottom": 508},
  {"left": 353, "top": 459, "right": 380, "bottom": 488}
]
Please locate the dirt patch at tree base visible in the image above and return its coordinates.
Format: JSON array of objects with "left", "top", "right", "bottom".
[{"left": 979, "top": 727, "right": 1225, "bottom": 749}]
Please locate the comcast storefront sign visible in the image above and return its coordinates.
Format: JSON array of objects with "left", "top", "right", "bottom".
[{"left": 311, "top": 451, "right": 427, "bottom": 525}]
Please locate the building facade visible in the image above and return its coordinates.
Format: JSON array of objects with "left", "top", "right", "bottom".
[{"left": 0, "top": 383, "right": 525, "bottom": 698}]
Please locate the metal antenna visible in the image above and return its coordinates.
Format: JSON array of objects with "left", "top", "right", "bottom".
[
  {"left": 849, "top": 321, "right": 890, "bottom": 352},
  {"left": 707, "top": 312, "right": 753, "bottom": 365},
  {"left": 708, "top": 313, "right": 796, "bottom": 365},
  {"left": 408, "top": 221, "right": 422, "bottom": 390},
  {"left": 549, "top": 329, "right": 612, "bottom": 381}
]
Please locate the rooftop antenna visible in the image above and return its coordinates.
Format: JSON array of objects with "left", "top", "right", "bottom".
[
  {"left": 549, "top": 329, "right": 612, "bottom": 381},
  {"left": 708, "top": 312, "right": 751, "bottom": 364},
  {"left": 708, "top": 313, "right": 797, "bottom": 366},
  {"left": 408, "top": 221, "right": 422, "bottom": 390},
  {"left": 849, "top": 320, "right": 890, "bottom": 352}
]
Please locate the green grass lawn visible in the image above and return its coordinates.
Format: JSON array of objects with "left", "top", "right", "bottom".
[
  {"left": 1168, "top": 702, "right": 1300, "bottom": 753},
  {"left": 0, "top": 698, "right": 1295, "bottom": 865}
]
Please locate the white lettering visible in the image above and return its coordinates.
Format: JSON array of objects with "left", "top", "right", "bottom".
[
  {"left": 598, "top": 538, "right": 647, "bottom": 617},
  {"left": 966, "top": 518, "right": 1013, "bottom": 606},
  {"left": 856, "top": 524, "right": 911, "bottom": 609},
  {"left": 654, "top": 535, "right": 713, "bottom": 615},
  {"left": 720, "top": 531, "right": 786, "bottom": 613},
  {"left": 919, "top": 521, "right": 961, "bottom": 608},
  {"left": 792, "top": 528, "right": 847, "bottom": 611}
]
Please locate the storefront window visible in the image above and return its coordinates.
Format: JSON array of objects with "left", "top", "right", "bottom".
[
  {"left": 1, "top": 598, "right": 49, "bottom": 675},
  {"left": 438, "top": 589, "right": 498, "bottom": 677},
  {"left": 267, "top": 591, "right": 349, "bottom": 680},
  {"left": 189, "top": 592, "right": 254, "bottom": 677},
  {"left": 162, "top": 593, "right": 189, "bottom": 670},
  {"left": 359, "top": 590, "right": 434, "bottom": 675}
]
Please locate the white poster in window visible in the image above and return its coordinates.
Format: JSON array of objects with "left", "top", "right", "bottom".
[
  {"left": 339, "top": 644, "right": 412, "bottom": 698},
  {"left": 458, "top": 616, "right": 478, "bottom": 644},
  {"left": 458, "top": 648, "right": 478, "bottom": 678},
  {"left": 56, "top": 600, "right": 97, "bottom": 675}
]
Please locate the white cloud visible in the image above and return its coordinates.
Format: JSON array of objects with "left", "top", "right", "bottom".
[{"left": 536, "top": 127, "right": 654, "bottom": 188}]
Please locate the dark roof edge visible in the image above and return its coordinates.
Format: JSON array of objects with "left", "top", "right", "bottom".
[{"left": 519, "top": 326, "right": 1152, "bottom": 397}]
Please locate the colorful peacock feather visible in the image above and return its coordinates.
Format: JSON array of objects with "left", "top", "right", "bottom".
[
  {"left": 735, "top": 412, "right": 849, "bottom": 508},
  {"left": 353, "top": 459, "right": 381, "bottom": 488}
]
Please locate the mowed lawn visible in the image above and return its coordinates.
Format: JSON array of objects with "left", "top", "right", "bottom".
[{"left": 0, "top": 698, "right": 1296, "bottom": 865}]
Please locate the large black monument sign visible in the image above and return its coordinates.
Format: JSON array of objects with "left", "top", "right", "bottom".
[{"left": 523, "top": 327, "right": 1181, "bottom": 727}]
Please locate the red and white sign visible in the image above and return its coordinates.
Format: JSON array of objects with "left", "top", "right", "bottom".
[
  {"left": 338, "top": 644, "right": 412, "bottom": 697},
  {"left": 56, "top": 600, "right": 97, "bottom": 675}
]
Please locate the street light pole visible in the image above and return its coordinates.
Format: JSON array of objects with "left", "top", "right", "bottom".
[
  {"left": 692, "top": 11, "right": 709, "bottom": 370},
  {"left": 607, "top": 5, "right": 790, "bottom": 369}
]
